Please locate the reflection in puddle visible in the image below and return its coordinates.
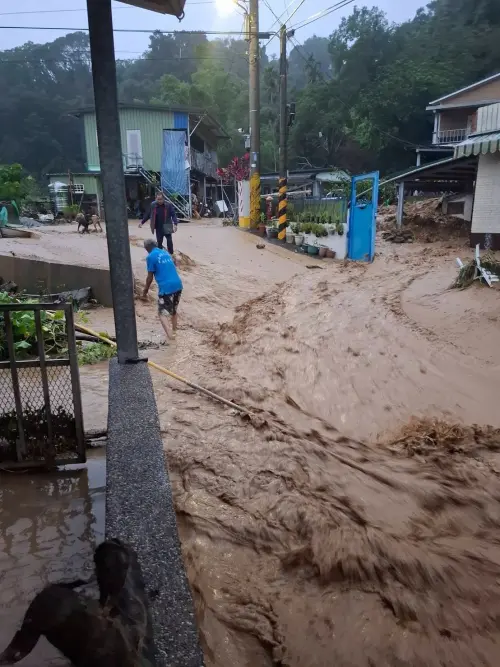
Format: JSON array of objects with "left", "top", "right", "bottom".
[{"left": 0, "top": 451, "right": 105, "bottom": 666}]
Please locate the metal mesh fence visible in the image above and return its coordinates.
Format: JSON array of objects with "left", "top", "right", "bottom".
[{"left": 0, "top": 304, "right": 84, "bottom": 468}]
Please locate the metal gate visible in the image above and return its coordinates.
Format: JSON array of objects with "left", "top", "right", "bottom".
[
  {"left": 0, "top": 303, "right": 85, "bottom": 469},
  {"left": 348, "top": 171, "right": 379, "bottom": 262}
]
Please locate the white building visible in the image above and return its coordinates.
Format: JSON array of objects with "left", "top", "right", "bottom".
[{"left": 456, "top": 102, "right": 500, "bottom": 248}]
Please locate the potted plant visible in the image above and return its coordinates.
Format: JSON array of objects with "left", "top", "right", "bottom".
[
  {"left": 291, "top": 222, "right": 303, "bottom": 246},
  {"left": 336, "top": 220, "right": 345, "bottom": 236},
  {"left": 307, "top": 239, "right": 319, "bottom": 256},
  {"left": 286, "top": 225, "right": 295, "bottom": 244},
  {"left": 266, "top": 221, "right": 278, "bottom": 239},
  {"left": 258, "top": 212, "right": 267, "bottom": 236}
]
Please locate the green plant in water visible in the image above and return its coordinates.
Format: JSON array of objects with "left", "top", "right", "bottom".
[{"left": 77, "top": 341, "right": 116, "bottom": 366}]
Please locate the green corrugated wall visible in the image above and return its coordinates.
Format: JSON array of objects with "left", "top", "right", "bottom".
[{"left": 83, "top": 108, "right": 177, "bottom": 172}]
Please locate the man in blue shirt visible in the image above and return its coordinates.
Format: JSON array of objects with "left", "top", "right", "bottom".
[{"left": 142, "top": 239, "right": 183, "bottom": 340}]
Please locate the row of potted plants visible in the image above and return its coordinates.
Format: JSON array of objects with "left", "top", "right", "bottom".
[
  {"left": 257, "top": 217, "right": 344, "bottom": 259},
  {"left": 290, "top": 221, "right": 344, "bottom": 238},
  {"left": 295, "top": 211, "right": 342, "bottom": 225}
]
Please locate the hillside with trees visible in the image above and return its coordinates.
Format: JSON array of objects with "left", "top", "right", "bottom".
[{"left": 0, "top": 0, "right": 499, "bottom": 179}]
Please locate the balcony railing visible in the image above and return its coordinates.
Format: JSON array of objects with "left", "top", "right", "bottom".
[
  {"left": 433, "top": 128, "right": 469, "bottom": 145},
  {"left": 189, "top": 148, "right": 218, "bottom": 179},
  {"left": 123, "top": 153, "right": 144, "bottom": 170}
]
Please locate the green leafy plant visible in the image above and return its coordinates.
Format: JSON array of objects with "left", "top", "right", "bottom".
[
  {"left": 0, "top": 164, "right": 30, "bottom": 203},
  {"left": 77, "top": 341, "right": 116, "bottom": 366},
  {"left": 63, "top": 204, "right": 80, "bottom": 217},
  {"left": 0, "top": 292, "right": 68, "bottom": 361},
  {"left": 301, "top": 222, "right": 312, "bottom": 234},
  {"left": 313, "top": 223, "right": 328, "bottom": 237},
  {"left": 260, "top": 212, "right": 266, "bottom": 223}
]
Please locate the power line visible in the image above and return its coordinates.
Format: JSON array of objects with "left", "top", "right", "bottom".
[
  {"left": 0, "top": 54, "right": 247, "bottom": 64},
  {"left": 0, "top": 1, "right": 215, "bottom": 15},
  {"left": 289, "top": 0, "right": 356, "bottom": 31},
  {"left": 0, "top": 26, "right": 248, "bottom": 35},
  {"left": 267, "top": 0, "right": 305, "bottom": 33}
]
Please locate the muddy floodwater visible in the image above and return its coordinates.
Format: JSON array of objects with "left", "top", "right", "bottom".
[
  {"left": 0, "top": 452, "right": 105, "bottom": 666},
  {"left": 3, "top": 222, "right": 500, "bottom": 666}
]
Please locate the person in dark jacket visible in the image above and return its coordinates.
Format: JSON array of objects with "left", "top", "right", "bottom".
[{"left": 139, "top": 191, "right": 178, "bottom": 254}]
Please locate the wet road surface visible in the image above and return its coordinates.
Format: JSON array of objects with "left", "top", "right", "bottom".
[{"left": 0, "top": 452, "right": 105, "bottom": 665}]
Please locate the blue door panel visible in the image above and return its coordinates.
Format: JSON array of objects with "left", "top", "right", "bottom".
[{"left": 348, "top": 171, "right": 379, "bottom": 262}]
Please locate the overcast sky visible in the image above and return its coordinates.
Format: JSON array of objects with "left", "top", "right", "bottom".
[{"left": 0, "top": 0, "right": 426, "bottom": 59}]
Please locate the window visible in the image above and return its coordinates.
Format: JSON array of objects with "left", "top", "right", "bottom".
[{"left": 126, "top": 129, "right": 143, "bottom": 167}]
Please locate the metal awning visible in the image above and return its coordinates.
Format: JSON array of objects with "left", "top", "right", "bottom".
[
  {"left": 384, "top": 155, "right": 478, "bottom": 192},
  {"left": 117, "top": 0, "right": 186, "bottom": 17},
  {"left": 455, "top": 132, "right": 500, "bottom": 157}
]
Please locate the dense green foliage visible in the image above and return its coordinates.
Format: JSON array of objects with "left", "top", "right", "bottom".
[
  {"left": 0, "top": 0, "right": 499, "bottom": 179},
  {"left": 0, "top": 293, "right": 68, "bottom": 360}
]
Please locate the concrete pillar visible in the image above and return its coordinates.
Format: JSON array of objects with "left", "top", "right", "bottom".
[
  {"left": 87, "top": 0, "right": 139, "bottom": 364},
  {"left": 396, "top": 182, "right": 405, "bottom": 227},
  {"left": 238, "top": 180, "right": 250, "bottom": 228}
]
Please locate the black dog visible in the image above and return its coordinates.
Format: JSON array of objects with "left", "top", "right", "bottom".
[
  {"left": 0, "top": 539, "right": 154, "bottom": 666},
  {"left": 94, "top": 538, "right": 155, "bottom": 659},
  {"left": 0, "top": 585, "right": 136, "bottom": 667}
]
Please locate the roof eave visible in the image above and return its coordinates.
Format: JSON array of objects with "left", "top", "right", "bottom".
[
  {"left": 427, "top": 99, "right": 500, "bottom": 111},
  {"left": 428, "top": 72, "right": 500, "bottom": 106},
  {"left": 116, "top": 0, "right": 186, "bottom": 17}
]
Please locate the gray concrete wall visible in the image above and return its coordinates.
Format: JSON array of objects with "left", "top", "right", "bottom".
[
  {"left": 0, "top": 255, "right": 113, "bottom": 306},
  {"left": 106, "top": 359, "right": 204, "bottom": 667}
]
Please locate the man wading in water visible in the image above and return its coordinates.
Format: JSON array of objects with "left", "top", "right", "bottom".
[
  {"left": 142, "top": 239, "right": 183, "bottom": 341},
  {"left": 139, "top": 191, "right": 177, "bottom": 254}
]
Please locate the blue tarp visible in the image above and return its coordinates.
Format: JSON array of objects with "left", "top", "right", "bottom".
[{"left": 161, "top": 130, "right": 188, "bottom": 196}]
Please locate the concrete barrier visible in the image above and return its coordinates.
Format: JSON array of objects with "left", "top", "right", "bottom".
[
  {"left": 106, "top": 359, "right": 204, "bottom": 667},
  {"left": 0, "top": 254, "right": 113, "bottom": 306}
]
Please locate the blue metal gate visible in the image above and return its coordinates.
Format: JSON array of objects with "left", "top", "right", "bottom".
[{"left": 348, "top": 171, "right": 379, "bottom": 262}]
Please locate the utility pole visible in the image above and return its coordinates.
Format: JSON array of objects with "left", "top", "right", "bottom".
[
  {"left": 278, "top": 25, "right": 288, "bottom": 241},
  {"left": 248, "top": 0, "right": 261, "bottom": 228},
  {"left": 87, "top": 0, "right": 139, "bottom": 363}
]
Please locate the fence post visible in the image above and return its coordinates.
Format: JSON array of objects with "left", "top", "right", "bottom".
[
  {"left": 3, "top": 311, "right": 26, "bottom": 460},
  {"left": 34, "top": 310, "right": 54, "bottom": 464},
  {"left": 65, "top": 306, "right": 86, "bottom": 462}
]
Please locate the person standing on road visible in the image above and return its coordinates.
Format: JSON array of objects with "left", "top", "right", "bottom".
[
  {"left": 0, "top": 202, "right": 8, "bottom": 227},
  {"left": 139, "top": 191, "right": 178, "bottom": 254},
  {"left": 142, "top": 239, "right": 183, "bottom": 341}
]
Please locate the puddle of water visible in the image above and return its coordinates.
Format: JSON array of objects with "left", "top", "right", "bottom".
[{"left": 0, "top": 451, "right": 105, "bottom": 665}]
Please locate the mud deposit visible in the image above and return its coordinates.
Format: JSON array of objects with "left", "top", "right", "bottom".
[
  {"left": 156, "top": 235, "right": 500, "bottom": 667},
  {"left": 12, "top": 223, "right": 500, "bottom": 666},
  {"left": 0, "top": 453, "right": 105, "bottom": 666}
]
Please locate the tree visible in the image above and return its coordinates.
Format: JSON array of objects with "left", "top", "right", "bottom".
[
  {"left": 0, "top": 164, "right": 29, "bottom": 202},
  {"left": 1, "top": 0, "right": 500, "bottom": 181}
]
